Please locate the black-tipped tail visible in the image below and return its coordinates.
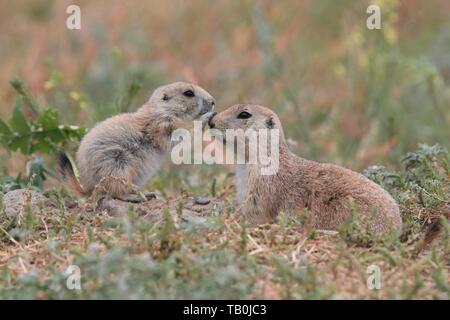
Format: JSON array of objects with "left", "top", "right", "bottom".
[{"left": 57, "top": 151, "right": 86, "bottom": 196}]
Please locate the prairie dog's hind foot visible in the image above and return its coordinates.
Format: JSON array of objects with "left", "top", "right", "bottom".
[
  {"left": 116, "top": 191, "right": 157, "bottom": 203},
  {"left": 88, "top": 176, "right": 156, "bottom": 203},
  {"left": 115, "top": 192, "right": 156, "bottom": 203}
]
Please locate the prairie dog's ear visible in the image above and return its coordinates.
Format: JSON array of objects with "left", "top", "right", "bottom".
[{"left": 266, "top": 117, "right": 274, "bottom": 129}]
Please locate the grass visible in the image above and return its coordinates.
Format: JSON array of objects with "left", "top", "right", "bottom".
[{"left": 0, "top": 145, "right": 449, "bottom": 299}]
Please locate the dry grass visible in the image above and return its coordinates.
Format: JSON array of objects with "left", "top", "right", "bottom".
[{"left": 0, "top": 174, "right": 449, "bottom": 299}]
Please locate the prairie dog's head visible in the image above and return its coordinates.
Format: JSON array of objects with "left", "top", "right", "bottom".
[
  {"left": 209, "top": 104, "right": 282, "bottom": 133},
  {"left": 208, "top": 104, "right": 285, "bottom": 162},
  {"left": 146, "top": 82, "right": 215, "bottom": 120}
]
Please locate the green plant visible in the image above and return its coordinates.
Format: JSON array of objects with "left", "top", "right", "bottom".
[
  {"left": 0, "top": 79, "right": 86, "bottom": 192},
  {"left": 0, "top": 157, "right": 47, "bottom": 192},
  {"left": 0, "top": 79, "right": 86, "bottom": 155},
  {"left": 364, "top": 144, "right": 450, "bottom": 243}
]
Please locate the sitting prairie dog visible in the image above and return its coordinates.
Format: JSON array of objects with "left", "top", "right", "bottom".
[
  {"left": 58, "top": 82, "right": 216, "bottom": 202},
  {"left": 208, "top": 104, "right": 402, "bottom": 233}
]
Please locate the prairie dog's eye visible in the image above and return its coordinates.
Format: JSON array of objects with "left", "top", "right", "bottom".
[
  {"left": 162, "top": 94, "right": 169, "bottom": 101},
  {"left": 183, "top": 90, "right": 195, "bottom": 97},
  {"left": 237, "top": 111, "right": 252, "bottom": 119}
]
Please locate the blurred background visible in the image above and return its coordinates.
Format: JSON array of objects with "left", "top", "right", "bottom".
[{"left": 0, "top": 0, "right": 449, "bottom": 195}]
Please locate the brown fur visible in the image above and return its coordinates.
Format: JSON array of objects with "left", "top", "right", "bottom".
[
  {"left": 59, "top": 82, "right": 215, "bottom": 199},
  {"left": 209, "top": 104, "right": 402, "bottom": 234}
]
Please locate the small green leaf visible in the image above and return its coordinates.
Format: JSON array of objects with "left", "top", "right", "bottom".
[
  {"left": 38, "top": 108, "right": 59, "bottom": 130},
  {"left": 9, "top": 135, "right": 32, "bottom": 154},
  {"left": 10, "top": 100, "right": 31, "bottom": 135},
  {"left": 60, "top": 125, "right": 86, "bottom": 141},
  {"left": 39, "top": 128, "right": 64, "bottom": 143},
  {"left": 0, "top": 119, "right": 11, "bottom": 135},
  {"left": 30, "top": 137, "right": 52, "bottom": 154},
  {"left": 10, "top": 78, "right": 39, "bottom": 114},
  {"left": 0, "top": 119, "right": 12, "bottom": 145}
]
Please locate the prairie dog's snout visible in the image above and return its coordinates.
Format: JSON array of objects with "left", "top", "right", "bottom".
[
  {"left": 199, "top": 97, "right": 215, "bottom": 117},
  {"left": 208, "top": 112, "right": 217, "bottom": 128}
]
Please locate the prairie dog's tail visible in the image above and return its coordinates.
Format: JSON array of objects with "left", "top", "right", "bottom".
[{"left": 57, "top": 151, "right": 87, "bottom": 196}]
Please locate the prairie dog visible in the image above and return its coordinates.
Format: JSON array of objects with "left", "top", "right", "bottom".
[
  {"left": 209, "top": 104, "right": 402, "bottom": 233},
  {"left": 58, "top": 82, "right": 215, "bottom": 202}
]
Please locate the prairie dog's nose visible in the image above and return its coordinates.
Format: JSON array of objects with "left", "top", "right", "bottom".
[
  {"left": 200, "top": 98, "right": 215, "bottom": 114},
  {"left": 207, "top": 98, "right": 216, "bottom": 110}
]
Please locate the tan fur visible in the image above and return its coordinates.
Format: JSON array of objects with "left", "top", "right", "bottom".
[
  {"left": 63, "top": 82, "right": 215, "bottom": 199},
  {"left": 209, "top": 104, "right": 402, "bottom": 234}
]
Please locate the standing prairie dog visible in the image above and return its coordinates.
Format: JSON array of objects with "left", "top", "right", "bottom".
[
  {"left": 58, "top": 82, "right": 216, "bottom": 202},
  {"left": 208, "top": 104, "right": 402, "bottom": 234}
]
